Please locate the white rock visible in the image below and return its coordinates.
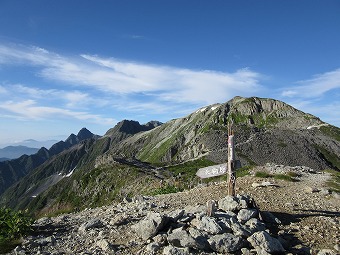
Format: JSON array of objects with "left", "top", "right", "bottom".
[{"left": 247, "top": 231, "right": 285, "bottom": 254}]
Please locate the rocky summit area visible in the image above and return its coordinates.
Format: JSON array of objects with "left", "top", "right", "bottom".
[{"left": 5, "top": 164, "right": 339, "bottom": 255}]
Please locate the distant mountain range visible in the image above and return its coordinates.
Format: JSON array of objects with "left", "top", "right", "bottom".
[
  {"left": 0, "top": 139, "right": 60, "bottom": 161},
  {"left": 0, "top": 145, "right": 40, "bottom": 160},
  {"left": 19, "top": 139, "right": 59, "bottom": 149},
  {"left": 0, "top": 96, "right": 339, "bottom": 216},
  {"left": 0, "top": 139, "right": 60, "bottom": 150}
]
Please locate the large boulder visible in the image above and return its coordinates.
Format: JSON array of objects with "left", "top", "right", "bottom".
[
  {"left": 167, "top": 229, "right": 197, "bottom": 248},
  {"left": 193, "top": 216, "right": 223, "bottom": 234},
  {"left": 132, "top": 212, "right": 168, "bottom": 240},
  {"left": 237, "top": 208, "right": 259, "bottom": 223},
  {"left": 208, "top": 233, "right": 246, "bottom": 253},
  {"left": 218, "top": 196, "right": 240, "bottom": 212},
  {"left": 247, "top": 231, "right": 285, "bottom": 254}
]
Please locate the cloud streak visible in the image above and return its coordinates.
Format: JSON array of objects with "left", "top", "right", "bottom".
[
  {"left": 0, "top": 43, "right": 264, "bottom": 106},
  {"left": 0, "top": 99, "right": 115, "bottom": 125},
  {"left": 81, "top": 55, "right": 263, "bottom": 104},
  {"left": 281, "top": 68, "right": 340, "bottom": 98}
]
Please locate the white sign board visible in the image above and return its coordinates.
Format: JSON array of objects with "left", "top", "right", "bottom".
[
  {"left": 196, "top": 164, "right": 227, "bottom": 179},
  {"left": 196, "top": 160, "right": 241, "bottom": 179}
]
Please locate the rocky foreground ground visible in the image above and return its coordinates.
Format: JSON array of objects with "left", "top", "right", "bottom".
[{"left": 5, "top": 164, "right": 340, "bottom": 255}]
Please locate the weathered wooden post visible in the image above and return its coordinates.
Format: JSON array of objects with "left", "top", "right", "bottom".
[
  {"left": 196, "top": 125, "right": 239, "bottom": 213},
  {"left": 227, "top": 125, "right": 236, "bottom": 196}
]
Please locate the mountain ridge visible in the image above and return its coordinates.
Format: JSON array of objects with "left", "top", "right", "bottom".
[
  {"left": 0, "top": 96, "right": 339, "bottom": 216},
  {"left": 0, "top": 128, "right": 99, "bottom": 196},
  {"left": 0, "top": 121, "right": 163, "bottom": 210},
  {"left": 98, "top": 96, "right": 334, "bottom": 169}
]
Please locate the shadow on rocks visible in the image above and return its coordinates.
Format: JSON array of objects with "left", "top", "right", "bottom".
[
  {"left": 262, "top": 211, "right": 305, "bottom": 253},
  {"left": 293, "top": 209, "right": 340, "bottom": 218}
]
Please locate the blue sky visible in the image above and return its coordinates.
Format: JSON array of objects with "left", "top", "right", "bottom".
[{"left": 0, "top": 0, "right": 339, "bottom": 147}]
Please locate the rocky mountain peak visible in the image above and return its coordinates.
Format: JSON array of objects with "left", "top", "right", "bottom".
[
  {"left": 36, "top": 147, "right": 49, "bottom": 158},
  {"left": 105, "top": 119, "right": 162, "bottom": 137},
  {"left": 65, "top": 133, "right": 78, "bottom": 145},
  {"left": 228, "top": 96, "right": 295, "bottom": 115},
  {"left": 103, "top": 96, "right": 338, "bottom": 169},
  {"left": 64, "top": 128, "right": 98, "bottom": 145},
  {"left": 224, "top": 96, "right": 323, "bottom": 129},
  {"left": 77, "top": 127, "right": 95, "bottom": 140},
  {"left": 117, "top": 120, "right": 145, "bottom": 134},
  {"left": 144, "top": 120, "right": 163, "bottom": 128}
]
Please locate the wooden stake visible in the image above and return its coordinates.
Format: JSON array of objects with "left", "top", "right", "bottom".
[
  {"left": 206, "top": 200, "right": 217, "bottom": 217},
  {"left": 227, "top": 125, "right": 236, "bottom": 196}
]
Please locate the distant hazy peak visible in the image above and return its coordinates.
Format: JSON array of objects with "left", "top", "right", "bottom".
[{"left": 144, "top": 121, "right": 163, "bottom": 128}]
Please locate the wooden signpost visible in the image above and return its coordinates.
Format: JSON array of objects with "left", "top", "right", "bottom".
[
  {"left": 196, "top": 125, "right": 238, "bottom": 196},
  {"left": 227, "top": 126, "right": 236, "bottom": 196}
]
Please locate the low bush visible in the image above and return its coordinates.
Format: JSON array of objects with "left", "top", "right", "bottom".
[
  {"left": 255, "top": 171, "right": 297, "bottom": 182},
  {"left": 0, "top": 207, "right": 34, "bottom": 251},
  {"left": 324, "top": 169, "right": 340, "bottom": 193},
  {"left": 286, "top": 171, "right": 300, "bottom": 177},
  {"left": 236, "top": 165, "right": 253, "bottom": 177},
  {"left": 254, "top": 171, "right": 272, "bottom": 178},
  {"left": 273, "top": 174, "right": 296, "bottom": 182}
]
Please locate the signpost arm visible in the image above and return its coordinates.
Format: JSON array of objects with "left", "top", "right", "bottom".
[{"left": 227, "top": 125, "right": 236, "bottom": 196}]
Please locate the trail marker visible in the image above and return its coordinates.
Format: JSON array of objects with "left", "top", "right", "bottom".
[
  {"left": 196, "top": 161, "right": 240, "bottom": 179},
  {"left": 227, "top": 125, "right": 236, "bottom": 196},
  {"left": 195, "top": 124, "right": 239, "bottom": 196},
  {"left": 196, "top": 163, "right": 227, "bottom": 179}
]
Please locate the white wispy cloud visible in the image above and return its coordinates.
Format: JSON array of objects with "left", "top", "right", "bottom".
[
  {"left": 282, "top": 68, "right": 340, "bottom": 98},
  {"left": 0, "top": 85, "right": 8, "bottom": 94},
  {"left": 13, "top": 84, "right": 58, "bottom": 98},
  {"left": 0, "top": 44, "right": 264, "bottom": 106},
  {"left": 1, "top": 84, "right": 106, "bottom": 110},
  {"left": 0, "top": 44, "right": 53, "bottom": 65},
  {"left": 81, "top": 55, "right": 263, "bottom": 104},
  {"left": 278, "top": 68, "right": 340, "bottom": 127},
  {"left": 0, "top": 100, "right": 116, "bottom": 125},
  {"left": 157, "top": 68, "right": 261, "bottom": 104},
  {"left": 63, "top": 91, "right": 92, "bottom": 108},
  {"left": 285, "top": 98, "right": 340, "bottom": 125}
]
